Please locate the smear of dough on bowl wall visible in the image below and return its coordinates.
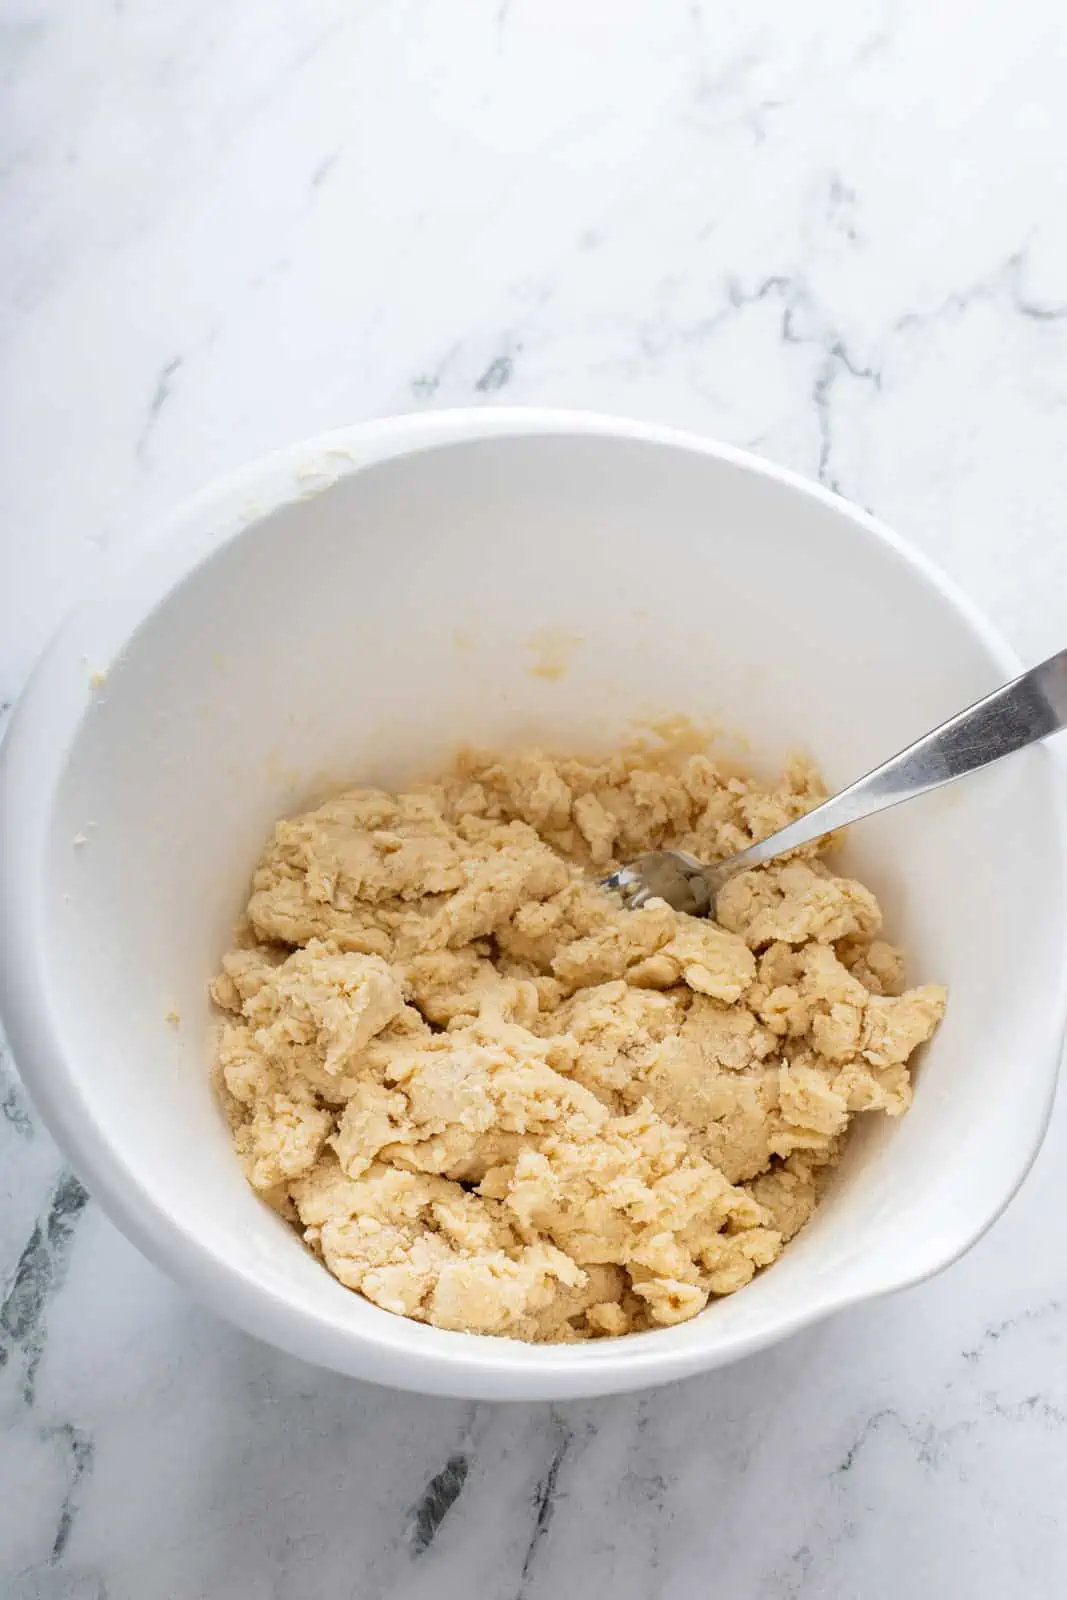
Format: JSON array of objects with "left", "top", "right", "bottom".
[{"left": 210, "top": 730, "right": 945, "bottom": 1344}]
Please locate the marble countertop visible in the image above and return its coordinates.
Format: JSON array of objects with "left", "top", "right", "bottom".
[{"left": 5, "top": 1, "right": 1067, "bottom": 1594}]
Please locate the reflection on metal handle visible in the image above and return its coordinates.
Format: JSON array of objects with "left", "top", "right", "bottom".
[{"left": 705, "top": 647, "right": 1067, "bottom": 893}]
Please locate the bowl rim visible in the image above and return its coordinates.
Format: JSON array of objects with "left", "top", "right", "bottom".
[{"left": 3, "top": 405, "right": 1066, "bottom": 1399}]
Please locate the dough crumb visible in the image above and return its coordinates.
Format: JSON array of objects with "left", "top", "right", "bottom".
[{"left": 212, "top": 741, "right": 945, "bottom": 1342}]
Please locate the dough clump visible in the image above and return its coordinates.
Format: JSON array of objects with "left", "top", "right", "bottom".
[{"left": 212, "top": 741, "right": 944, "bottom": 1342}]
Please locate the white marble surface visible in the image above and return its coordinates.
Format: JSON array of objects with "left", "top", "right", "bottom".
[{"left": 4, "top": 0, "right": 1067, "bottom": 1593}]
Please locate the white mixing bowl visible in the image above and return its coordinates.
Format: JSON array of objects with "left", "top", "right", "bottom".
[{"left": 2, "top": 409, "right": 1065, "bottom": 1400}]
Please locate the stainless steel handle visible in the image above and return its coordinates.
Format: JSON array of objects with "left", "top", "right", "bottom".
[{"left": 705, "top": 646, "right": 1067, "bottom": 891}]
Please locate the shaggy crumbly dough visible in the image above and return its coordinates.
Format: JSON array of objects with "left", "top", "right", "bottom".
[{"left": 212, "top": 742, "right": 945, "bottom": 1342}]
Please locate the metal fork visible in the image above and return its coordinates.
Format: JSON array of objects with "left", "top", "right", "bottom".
[{"left": 602, "top": 645, "right": 1067, "bottom": 917}]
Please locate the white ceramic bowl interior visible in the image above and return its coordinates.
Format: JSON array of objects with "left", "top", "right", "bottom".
[{"left": 2, "top": 410, "right": 1065, "bottom": 1400}]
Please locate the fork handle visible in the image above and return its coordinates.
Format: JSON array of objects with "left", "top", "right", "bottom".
[{"left": 705, "top": 645, "right": 1067, "bottom": 891}]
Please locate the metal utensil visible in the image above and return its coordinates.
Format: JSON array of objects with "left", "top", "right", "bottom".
[{"left": 603, "top": 645, "right": 1067, "bottom": 917}]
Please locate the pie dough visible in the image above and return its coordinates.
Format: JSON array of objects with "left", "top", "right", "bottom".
[{"left": 211, "top": 742, "right": 944, "bottom": 1342}]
